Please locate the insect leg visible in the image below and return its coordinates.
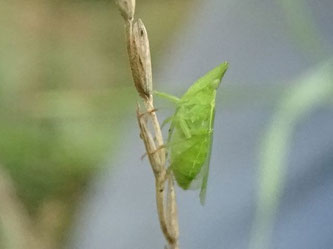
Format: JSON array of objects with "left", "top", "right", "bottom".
[
  {"left": 138, "top": 108, "right": 158, "bottom": 118},
  {"left": 141, "top": 144, "right": 168, "bottom": 160},
  {"left": 178, "top": 117, "right": 191, "bottom": 139},
  {"left": 154, "top": 91, "right": 181, "bottom": 104},
  {"left": 161, "top": 116, "right": 174, "bottom": 129}
]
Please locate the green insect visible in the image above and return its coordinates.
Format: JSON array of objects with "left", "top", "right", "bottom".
[{"left": 156, "top": 62, "right": 228, "bottom": 204}]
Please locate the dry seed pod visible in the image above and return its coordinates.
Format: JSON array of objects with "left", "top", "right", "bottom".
[
  {"left": 116, "top": 0, "right": 135, "bottom": 21},
  {"left": 132, "top": 19, "right": 153, "bottom": 97}
]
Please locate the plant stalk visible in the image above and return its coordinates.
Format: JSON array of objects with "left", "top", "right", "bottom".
[{"left": 116, "top": 1, "right": 180, "bottom": 248}]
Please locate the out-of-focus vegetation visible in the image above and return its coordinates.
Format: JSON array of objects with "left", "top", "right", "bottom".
[
  {"left": 1, "top": 0, "right": 332, "bottom": 249},
  {"left": 0, "top": 0, "right": 193, "bottom": 248},
  {"left": 250, "top": 61, "right": 333, "bottom": 249},
  {"left": 249, "top": 1, "right": 333, "bottom": 248}
]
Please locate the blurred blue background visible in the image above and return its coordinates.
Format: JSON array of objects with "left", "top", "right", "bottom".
[{"left": 0, "top": 0, "right": 332, "bottom": 249}]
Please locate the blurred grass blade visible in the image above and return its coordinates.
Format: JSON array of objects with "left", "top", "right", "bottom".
[{"left": 249, "top": 60, "right": 333, "bottom": 249}]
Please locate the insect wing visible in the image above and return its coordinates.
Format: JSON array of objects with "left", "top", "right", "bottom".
[{"left": 199, "top": 92, "right": 217, "bottom": 205}]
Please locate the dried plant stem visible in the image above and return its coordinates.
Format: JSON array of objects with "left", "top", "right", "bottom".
[
  {"left": 116, "top": 1, "right": 180, "bottom": 248},
  {"left": 136, "top": 102, "right": 179, "bottom": 248},
  {"left": 143, "top": 97, "right": 166, "bottom": 165}
]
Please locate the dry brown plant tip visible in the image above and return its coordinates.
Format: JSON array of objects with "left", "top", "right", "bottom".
[{"left": 116, "top": 0, "right": 135, "bottom": 21}]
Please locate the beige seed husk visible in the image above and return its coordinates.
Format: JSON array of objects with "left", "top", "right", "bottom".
[{"left": 132, "top": 19, "right": 153, "bottom": 97}]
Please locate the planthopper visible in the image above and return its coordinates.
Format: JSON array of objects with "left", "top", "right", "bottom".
[{"left": 156, "top": 62, "right": 228, "bottom": 204}]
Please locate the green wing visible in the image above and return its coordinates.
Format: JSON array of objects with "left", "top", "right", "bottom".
[
  {"left": 199, "top": 90, "right": 217, "bottom": 205},
  {"left": 197, "top": 63, "right": 228, "bottom": 204}
]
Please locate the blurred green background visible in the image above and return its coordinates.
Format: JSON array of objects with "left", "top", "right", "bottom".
[
  {"left": 1, "top": 0, "right": 332, "bottom": 249},
  {"left": 0, "top": 0, "right": 192, "bottom": 248}
]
